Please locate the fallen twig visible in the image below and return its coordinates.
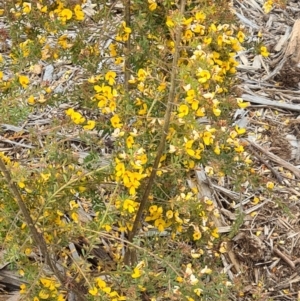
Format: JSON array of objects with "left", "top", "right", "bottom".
[
  {"left": 242, "top": 94, "right": 300, "bottom": 112},
  {"left": 245, "top": 139, "right": 300, "bottom": 178}
]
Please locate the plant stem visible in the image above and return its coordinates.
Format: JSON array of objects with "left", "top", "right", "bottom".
[{"left": 125, "top": 0, "right": 187, "bottom": 264}]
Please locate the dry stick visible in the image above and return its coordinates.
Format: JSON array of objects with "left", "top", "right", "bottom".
[
  {"left": 244, "top": 138, "right": 300, "bottom": 178},
  {"left": 247, "top": 145, "right": 284, "bottom": 184},
  {"left": 273, "top": 247, "right": 295, "bottom": 269},
  {"left": 125, "top": 0, "right": 186, "bottom": 264},
  {"left": 0, "top": 159, "right": 85, "bottom": 301}
]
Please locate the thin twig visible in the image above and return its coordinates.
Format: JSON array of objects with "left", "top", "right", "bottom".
[
  {"left": 245, "top": 138, "right": 300, "bottom": 178},
  {"left": 247, "top": 145, "right": 284, "bottom": 184},
  {"left": 273, "top": 247, "right": 295, "bottom": 269}
]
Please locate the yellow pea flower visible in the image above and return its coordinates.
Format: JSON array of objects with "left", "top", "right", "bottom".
[
  {"left": 148, "top": 0, "right": 157, "bottom": 11},
  {"left": 126, "top": 136, "right": 134, "bottom": 148},
  {"left": 71, "top": 111, "right": 86, "bottom": 124},
  {"left": 235, "top": 125, "right": 246, "bottom": 135},
  {"left": 132, "top": 267, "right": 142, "bottom": 278},
  {"left": 110, "top": 114, "right": 122, "bottom": 128},
  {"left": 83, "top": 120, "right": 96, "bottom": 130},
  {"left": 178, "top": 104, "right": 189, "bottom": 118},
  {"left": 105, "top": 70, "right": 117, "bottom": 86},
  {"left": 19, "top": 75, "right": 29, "bottom": 88},
  {"left": 27, "top": 95, "right": 35, "bottom": 105},
  {"left": 22, "top": 2, "right": 31, "bottom": 14},
  {"left": 260, "top": 46, "right": 269, "bottom": 57},
  {"left": 74, "top": 4, "right": 84, "bottom": 21},
  {"left": 166, "top": 16, "right": 175, "bottom": 28},
  {"left": 59, "top": 9, "right": 72, "bottom": 23},
  {"left": 237, "top": 30, "right": 245, "bottom": 43},
  {"left": 197, "top": 69, "right": 211, "bottom": 83},
  {"left": 39, "top": 289, "right": 50, "bottom": 299},
  {"left": 266, "top": 181, "right": 274, "bottom": 189},
  {"left": 193, "top": 231, "right": 202, "bottom": 240},
  {"left": 89, "top": 286, "right": 98, "bottom": 296},
  {"left": 203, "top": 131, "right": 213, "bottom": 146}
]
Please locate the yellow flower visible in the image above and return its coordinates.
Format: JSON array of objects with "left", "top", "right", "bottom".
[
  {"left": 74, "top": 4, "right": 84, "bottom": 21},
  {"left": 197, "top": 69, "right": 211, "bottom": 83},
  {"left": 154, "top": 218, "right": 167, "bottom": 232},
  {"left": 89, "top": 286, "right": 98, "bottom": 296},
  {"left": 266, "top": 181, "right": 274, "bottom": 189},
  {"left": 214, "top": 144, "right": 220, "bottom": 155},
  {"left": 200, "top": 266, "right": 212, "bottom": 274},
  {"left": 193, "top": 231, "right": 202, "bottom": 240},
  {"left": 194, "top": 288, "right": 203, "bottom": 296},
  {"left": 59, "top": 9, "right": 73, "bottom": 23},
  {"left": 148, "top": 0, "right": 157, "bottom": 11},
  {"left": 110, "top": 114, "right": 122, "bottom": 128},
  {"left": 122, "top": 21, "right": 131, "bottom": 34},
  {"left": 138, "top": 103, "right": 147, "bottom": 115},
  {"left": 209, "top": 23, "right": 217, "bottom": 32},
  {"left": 235, "top": 125, "right": 246, "bottom": 135},
  {"left": 71, "top": 111, "right": 86, "bottom": 124},
  {"left": 237, "top": 30, "right": 245, "bottom": 43},
  {"left": 18, "top": 181, "right": 25, "bottom": 188},
  {"left": 65, "top": 108, "right": 74, "bottom": 116},
  {"left": 236, "top": 98, "right": 250, "bottom": 108},
  {"left": 57, "top": 294, "right": 65, "bottom": 301},
  {"left": 37, "top": 3, "right": 47, "bottom": 13},
  {"left": 19, "top": 75, "right": 29, "bottom": 88},
  {"left": 183, "top": 30, "right": 193, "bottom": 41},
  {"left": 22, "top": 2, "right": 31, "bottom": 14},
  {"left": 20, "top": 284, "right": 27, "bottom": 294},
  {"left": 263, "top": 0, "right": 273, "bottom": 13},
  {"left": 137, "top": 69, "right": 147, "bottom": 81},
  {"left": 234, "top": 144, "right": 244, "bottom": 153},
  {"left": 115, "top": 57, "right": 124, "bottom": 65},
  {"left": 27, "top": 95, "right": 35, "bottom": 105},
  {"left": 123, "top": 171, "right": 145, "bottom": 195},
  {"left": 203, "top": 131, "right": 213, "bottom": 146},
  {"left": 96, "top": 278, "right": 107, "bottom": 289},
  {"left": 178, "top": 104, "right": 189, "bottom": 118},
  {"left": 195, "top": 11, "right": 206, "bottom": 22},
  {"left": 166, "top": 210, "right": 173, "bottom": 219},
  {"left": 105, "top": 70, "right": 117, "bottom": 85},
  {"left": 40, "top": 278, "right": 58, "bottom": 291},
  {"left": 83, "top": 120, "right": 96, "bottom": 130},
  {"left": 213, "top": 106, "right": 221, "bottom": 116},
  {"left": 132, "top": 267, "right": 142, "bottom": 278},
  {"left": 203, "top": 36, "right": 212, "bottom": 45},
  {"left": 71, "top": 212, "right": 79, "bottom": 223},
  {"left": 126, "top": 136, "right": 134, "bottom": 148},
  {"left": 211, "top": 228, "right": 219, "bottom": 238},
  {"left": 123, "top": 199, "right": 138, "bottom": 213},
  {"left": 39, "top": 289, "right": 50, "bottom": 299},
  {"left": 166, "top": 16, "right": 175, "bottom": 28},
  {"left": 115, "top": 161, "right": 125, "bottom": 178},
  {"left": 260, "top": 46, "right": 269, "bottom": 57}
]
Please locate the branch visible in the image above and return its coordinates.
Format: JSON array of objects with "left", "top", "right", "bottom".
[{"left": 125, "top": 0, "right": 187, "bottom": 263}]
